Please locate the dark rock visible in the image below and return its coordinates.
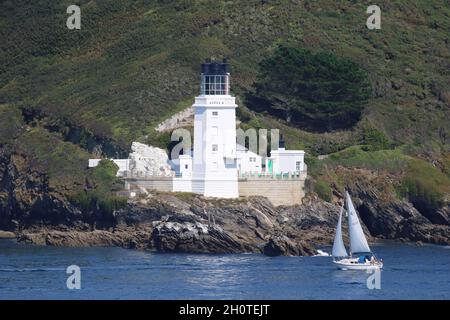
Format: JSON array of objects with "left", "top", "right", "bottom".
[
  {"left": 151, "top": 221, "right": 247, "bottom": 254},
  {"left": 396, "top": 220, "right": 450, "bottom": 245},
  {"left": 5, "top": 165, "right": 450, "bottom": 256},
  {"left": 263, "top": 236, "right": 315, "bottom": 256},
  {"left": 335, "top": 167, "right": 450, "bottom": 245},
  {"left": 430, "top": 205, "right": 450, "bottom": 225}
]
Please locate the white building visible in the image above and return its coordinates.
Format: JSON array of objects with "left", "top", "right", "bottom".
[
  {"left": 172, "top": 60, "right": 306, "bottom": 198},
  {"left": 265, "top": 139, "right": 305, "bottom": 176},
  {"left": 236, "top": 144, "right": 262, "bottom": 175},
  {"left": 189, "top": 60, "right": 238, "bottom": 198},
  {"left": 88, "top": 60, "right": 307, "bottom": 203}
]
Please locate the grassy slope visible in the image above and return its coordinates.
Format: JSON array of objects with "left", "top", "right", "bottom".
[{"left": 0, "top": 0, "right": 449, "bottom": 205}]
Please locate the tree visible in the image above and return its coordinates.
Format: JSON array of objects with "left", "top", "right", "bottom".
[{"left": 246, "top": 46, "right": 371, "bottom": 131}]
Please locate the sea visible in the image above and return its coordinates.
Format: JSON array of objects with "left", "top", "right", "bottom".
[{"left": 0, "top": 239, "right": 449, "bottom": 300}]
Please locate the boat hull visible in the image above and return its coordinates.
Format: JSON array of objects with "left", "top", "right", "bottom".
[{"left": 333, "top": 259, "right": 383, "bottom": 270}]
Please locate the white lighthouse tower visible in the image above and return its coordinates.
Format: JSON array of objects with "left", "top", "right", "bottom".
[{"left": 191, "top": 59, "right": 238, "bottom": 198}]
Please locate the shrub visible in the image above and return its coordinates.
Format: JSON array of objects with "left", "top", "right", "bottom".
[
  {"left": 71, "top": 160, "right": 127, "bottom": 221},
  {"left": 0, "top": 105, "right": 24, "bottom": 145},
  {"left": 246, "top": 46, "right": 371, "bottom": 131},
  {"left": 362, "top": 128, "right": 391, "bottom": 151},
  {"left": 398, "top": 159, "right": 450, "bottom": 218},
  {"left": 314, "top": 178, "right": 332, "bottom": 202}
]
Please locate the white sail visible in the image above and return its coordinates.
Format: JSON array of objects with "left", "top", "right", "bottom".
[
  {"left": 332, "top": 206, "right": 348, "bottom": 258},
  {"left": 346, "top": 191, "right": 371, "bottom": 254}
]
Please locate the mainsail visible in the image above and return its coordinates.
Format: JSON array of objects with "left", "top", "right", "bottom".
[
  {"left": 346, "top": 191, "right": 371, "bottom": 254},
  {"left": 332, "top": 206, "right": 348, "bottom": 258}
]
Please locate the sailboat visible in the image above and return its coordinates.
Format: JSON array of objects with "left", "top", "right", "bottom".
[{"left": 332, "top": 191, "right": 383, "bottom": 270}]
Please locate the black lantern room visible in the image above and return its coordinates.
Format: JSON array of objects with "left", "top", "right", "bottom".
[{"left": 200, "top": 59, "right": 230, "bottom": 95}]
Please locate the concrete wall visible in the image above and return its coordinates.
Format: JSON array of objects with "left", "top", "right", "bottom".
[
  {"left": 124, "top": 176, "right": 305, "bottom": 206},
  {"left": 125, "top": 177, "right": 173, "bottom": 192},
  {"left": 238, "top": 178, "right": 305, "bottom": 206},
  {"left": 173, "top": 177, "right": 192, "bottom": 193},
  {"left": 88, "top": 159, "right": 101, "bottom": 167}
]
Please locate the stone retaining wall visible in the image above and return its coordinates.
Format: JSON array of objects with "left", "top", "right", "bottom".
[
  {"left": 124, "top": 177, "right": 305, "bottom": 206},
  {"left": 238, "top": 179, "right": 305, "bottom": 206}
]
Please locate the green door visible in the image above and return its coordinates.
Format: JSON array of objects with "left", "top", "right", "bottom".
[{"left": 268, "top": 159, "right": 273, "bottom": 174}]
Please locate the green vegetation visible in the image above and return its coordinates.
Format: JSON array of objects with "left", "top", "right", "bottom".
[
  {"left": 311, "top": 145, "right": 449, "bottom": 215},
  {"left": 14, "top": 127, "right": 91, "bottom": 192},
  {"left": 1, "top": 0, "right": 448, "bottom": 155},
  {"left": 398, "top": 160, "right": 450, "bottom": 219},
  {"left": 316, "top": 146, "right": 409, "bottom": 175},
  {"left": 71, "top": 160, "right": 127, "bottom": 220},
  {"left": 0, "top": 0, "right": 448, "bottom": 217},
  {"left": 246, "top": 46, "right": 371, "bottom": 131},
  {"left": 0, "top": 105, "right": 23, "bottom": 145},
  {"left": 442, "top": 153, "right": 450, "bottom": 178},
  {"left": 314, "top": 178, "right": 333, "bottom": 202},
  {"left": 362, "top": 127, "right": 392, "bottom": 151}
]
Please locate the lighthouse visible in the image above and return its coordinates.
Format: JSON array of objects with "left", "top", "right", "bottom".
[
  {"left": 94, "top": 60, "right": 307, "bottom": 205},
  {"left": 191, "top": 59, "right": 239, "bottom": 198}
]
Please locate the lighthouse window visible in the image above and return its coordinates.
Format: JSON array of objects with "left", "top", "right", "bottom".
[
  {"left": 212, "top": 144, "right": 218, "bottom": 152},
  {"left": 212, "top": 111, "right": 218, "bottom": 116},
  {"left": 185, "top": 164, "right": 188, "bottom": 169},
  {"left": 202, "top": 75, "right": 228, "bottom": 95}
]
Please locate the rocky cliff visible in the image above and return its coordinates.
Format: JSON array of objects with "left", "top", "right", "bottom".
[
  {"left": 12, "top": 188, "right": 450, "bottom": 256},
  {"left": 1, "top": 0, "right": 449, "bottom": 257},
  {"left": 1, "top": 142, "right": 448, "bottom": 256}
]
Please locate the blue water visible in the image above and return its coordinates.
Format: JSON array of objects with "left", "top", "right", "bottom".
[{"left": 0, "top": 239, "right": 449, "bottom": 299}]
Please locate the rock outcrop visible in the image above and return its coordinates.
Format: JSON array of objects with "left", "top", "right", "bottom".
[
  {"left": 155, "top": 107, "right": 194, "bottom": 132},
  {"left": 128, "top": 142, "right": 173, "bottom": 176},
  {"left": 263, "top": 236, "right": 315, "bottom": 256},
  {"left": 335, "top": 167, "right": 450, "bottom": 246},
  {"left": 1, "top": 160, "right": 449, "bottom": 255},
  {"left": 13, "top": 194, "right": 340, "bottom": 256},
  {"left": 12, "top": 188, "right": 450, "bottom": 256},
  {"left": 0, "top": 230, "right": 15, "bottom": 238}
]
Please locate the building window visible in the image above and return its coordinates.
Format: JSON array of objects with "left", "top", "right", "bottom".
[
  {"left": 296, "top": 161, "right": 301, "bottom": 171},
  {"left": 212, "top": 144, "right": 218, "bottom": 152},
  {"left": 211, "top": 126, "right": 218, "bottom": 135},
  {"left": 185, "top": 164, "right": 188, "bottom": 169},
  {"left": 249, "top": 157, "right": 257, "bottom": 162},
  {"left": 212, "top": 111, "right": 218, "bottom": 116}
]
